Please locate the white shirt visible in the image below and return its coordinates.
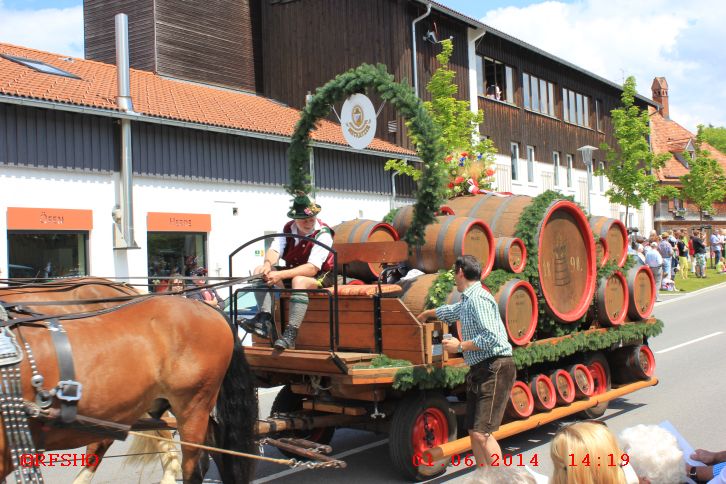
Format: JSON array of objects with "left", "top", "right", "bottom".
[
  {"left": 710, "top": 467, "right": 726, "bottom": 484},
  {"left": 268, "top": 219, "right": 333, "bottom": 271}
]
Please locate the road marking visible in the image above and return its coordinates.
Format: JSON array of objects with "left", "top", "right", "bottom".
[
  {"left": 252, "top": 438, "right": 389, "bottom": 483},
  {"left": 655, "top": 332, "right": 724, "bottom": 354}
]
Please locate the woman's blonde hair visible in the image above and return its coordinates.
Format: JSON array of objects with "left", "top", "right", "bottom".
[{"left": 551, "top": 421, "right": 627, "bottom": 484}]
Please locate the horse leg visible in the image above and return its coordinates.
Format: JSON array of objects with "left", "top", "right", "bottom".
[
  {"left": 175, "top": 407, "right": 214, "bottom": 484},
  {"left": 73, "top": 439, "right": 112, "bottom": 484}
]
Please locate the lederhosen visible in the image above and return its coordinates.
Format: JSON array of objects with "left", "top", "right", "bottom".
[{"left": 281, "top": 220, "right": 335, "bottom": 287}]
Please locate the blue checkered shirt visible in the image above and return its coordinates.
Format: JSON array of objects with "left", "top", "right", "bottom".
[{"left": 435, "top": 283, "right": 512, "bottom": 366}]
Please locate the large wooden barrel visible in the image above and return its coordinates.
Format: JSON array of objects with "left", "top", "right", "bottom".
[
  {"left": 506, "top": 381, "right": 535, "bottom": 419},
  {"left": 595, "top": 237, "right": 609, "bottom": 269},
  {"left": 407, "top": 216, "right": 494, "bottom": 278},
  {"left": 399, "top": 274, "right": 460, "bottom": 317},
  {"left": 625, "top": 265, "right": 656, "bottom": 320},
  {"left": 332, "top": 219, "right": 399, "bottom": 282},
  {"left": 590, "top": 216, "right": 628, "bottom": 267},
  {"left": 595, "top": 271, "right": 629, "bottom": 326},
  {"left": 495, "top": 279, "right": 538, "bottom": 346},
  {"left": 494, "top": 237, "right": 527, "bottom": 273},
  {"left": 446, "top": 194, "right": 597, "bottom": 323},
  {"left": 390, "top": 205, "right": 454, "bottom": 239}
]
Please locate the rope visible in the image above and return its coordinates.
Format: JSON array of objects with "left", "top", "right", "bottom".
[{"left": 126, "top": 430, "right": 294, "bottom": 466}]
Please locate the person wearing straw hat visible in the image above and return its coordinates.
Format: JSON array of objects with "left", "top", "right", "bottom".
[{"left": 242, "top": 193, "right": 335, "bottom": 350}]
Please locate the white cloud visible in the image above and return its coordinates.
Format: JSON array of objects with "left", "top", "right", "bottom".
[
  {"left": 481, "top": 0, "right": 726, "bottom": 131},
  {"left": 0, "top": 1, "right": 83, "bottom": 59}
]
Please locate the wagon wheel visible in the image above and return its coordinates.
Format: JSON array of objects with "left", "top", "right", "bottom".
[
  {"left": 580, "top": 352, "right": 611, "bottom": 419},
  {"left": 269, "top": 385, "right": 335, "bottom": 458},
  {"left": 389, "top": 392, "right": 457, "bottom": 481}
]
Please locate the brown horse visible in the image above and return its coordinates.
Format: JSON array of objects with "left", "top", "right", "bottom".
[
  {"left": 0, "top": 278, "right": 182, "bottom": 483},
  {"left": 0, "top": 282, "right": 257, "bottom": 483}
]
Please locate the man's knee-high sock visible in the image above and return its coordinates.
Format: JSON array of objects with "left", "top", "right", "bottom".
[
  {"left": 287, "top": 294, "right": 309, "bottom": 329},
  {"left": 255, "top": 290, "right": 272, "bottom": 314}
]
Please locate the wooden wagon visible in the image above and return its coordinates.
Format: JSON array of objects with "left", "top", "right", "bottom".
[{"left": 229, "top": 235, "right": 659, "bottom": 481}]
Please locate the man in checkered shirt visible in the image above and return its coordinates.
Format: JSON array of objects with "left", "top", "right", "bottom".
[{"left": 417, "top": 255, "right": 516, "bottom": 468}]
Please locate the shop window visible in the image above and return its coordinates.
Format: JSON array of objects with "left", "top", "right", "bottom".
[
  {"left": 148, "top": 232, "right": 207, "bottom": 291},
  {"left": 8, "top": 231, "right": 88, "bottom": 279}
]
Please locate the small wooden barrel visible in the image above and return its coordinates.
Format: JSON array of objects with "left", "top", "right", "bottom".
[
  {"left": 567, "top": 363, "right": 594, "bottom": 399},
  {"left": 493, "top": 237, "right": 527, "bottom": 273},
  {"left": 446, "top": 194, "right": 597, "bottom": 323},
  {"left": 399, "top": 274, "right": 460, "bottom": 316},
  {"left": 333, "top": 219, "right": 399, "bottom": 282},
  {"left": 407, "top": 216, "right": 494, "bottom": 278},
  {"left": 390, "top": 205, "right": 455, "bottom": 238},
  {"left": 610, "top": 345, "right": 657, "bottom": 383},
  {"left": 506, "top": 381, "right": 535, "bottom": 419},
  {"left": 530, "top": 374, "right": 557, "bottom": 411},
  {"left": 495, "top": 279, "right": 538, "bottom": 346},
  {"left": 590, "top": 216, "right": 628, "bottom": 267},
  {"left": 625, "top": 265, "right": 656, "bottom": 320},
  {"left": 550, "top": 369, "right": 576, "bottom": 405},
  {"left": 595, "top": 271, "right": 629, "bottom": 326},
  {"left": 595, "top": 237, "right": 609, "bottom": 269}
]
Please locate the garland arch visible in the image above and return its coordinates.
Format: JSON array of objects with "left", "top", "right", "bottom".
[{"left": 287, "top": 63, "right": 446, "bottom": 247}]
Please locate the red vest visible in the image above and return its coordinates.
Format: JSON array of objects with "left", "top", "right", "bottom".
[{"left": 282, "top": 220, "right": 335, "bottom": 273}]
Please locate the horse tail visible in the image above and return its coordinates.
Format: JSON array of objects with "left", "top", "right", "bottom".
[
  {"left": 212, "top": 331, "right": 258, "bottom": 483},
  {"left": 123, "top": 429, "right": 181, "bottom": 482}
]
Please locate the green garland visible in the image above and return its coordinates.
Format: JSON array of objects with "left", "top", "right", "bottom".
[
  {"left": 512, "top": 319, "right": 663, "bottom": 368},
  {"left": 483, "top": 269, "right": 525, "bottom": 295},
  {"left": 369, "top": 354, "right": 413, "bottom": 368},
  {"left": 383, "top": 208, "right": 399, "bottom": 225},
  {"left": 424, "top": 269, "right": 456, "bottom": 309},
  {"left": 393, "top": 365, "right": 469, "bottom": 391},
  {"left": 287, "top": 63, "right": 446, "bottom": 247}
]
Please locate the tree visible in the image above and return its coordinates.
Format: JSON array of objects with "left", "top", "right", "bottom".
[
  {"left": 701, "top": 124, "right": 726, "bottom": 154},
  {"left": 680, "top": 127, "right": 726, "bottom": 222},
  {"left": 386, "top": 39, "right": 497, "bottom": 198},
  {"left": 599, "top": 76, "right": 676, "bottom": 223}
]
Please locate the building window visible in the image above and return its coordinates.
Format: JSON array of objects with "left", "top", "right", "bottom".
[
  {"left": 1, "top": 54, "right": 81, "bottom": 79},
  {"left": 8, "top": 231, "right": 88, "bottom": 279},
  {"left": 523, "top": 73, "right": 555, "bottom": 116},
  {"left": 510, "top": 142, "right": 519, "bottom": 181},
  {"left": 553, "top": 151, "right": 561, "bottom": 186},
  {"left": 599, "top": 161, "right": 605, "bottom": 192},
  {"left": 566, "top": 154, "right": 573, "bottom": 188},
  {"left": 148, "top": 232, "right": 207, "bottom": 291},
  {"left": 476, "top": 55, "right": 514, "bottom": 103},
  {"left": 526, "top": 145, "right": 535, "bottom": 183},
  {"left": 563, "top": 88, "right": 591, "bottom": 127}
]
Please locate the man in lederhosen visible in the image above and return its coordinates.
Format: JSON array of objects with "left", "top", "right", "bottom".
[
  {"left": 417, "top": 255, "right": 516, "bottom": 467},
  {"left": 242, "top": 193, "right": 334, "bottom": 350}
]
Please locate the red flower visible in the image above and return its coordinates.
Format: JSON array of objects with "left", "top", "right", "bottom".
[
  {"left": 460, "top": 152, "right": 469, "bottom": 158},
  {"left": 485, "top": 167, "right": 496, "bottom": 177},
  {"left": 445, "top": 155, "right": 453, "bottom": 163},
  {"left": 448, "top": 182, "right": 454, "bottom": 188},
  {"left": 453, "top": 176, "right": 465, "bottom": 184}
]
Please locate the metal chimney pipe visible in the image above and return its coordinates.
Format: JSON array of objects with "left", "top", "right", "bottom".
[{"left": 115, "top": 13, "right": 138, "bottom": 248}]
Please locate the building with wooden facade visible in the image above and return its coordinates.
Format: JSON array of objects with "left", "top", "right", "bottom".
[
  {"left": 0, "top": 43, "right": 415, "bottom": 283},
  {"left": 83, "top": 0, "right": 657, "bottom": 230},
  {"left": 650, "top": 77, "right": 726, "bottom": 234}
]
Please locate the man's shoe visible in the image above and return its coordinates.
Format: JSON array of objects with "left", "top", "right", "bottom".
[
  {"left": 240, "top": 312, "right": 274, "bottom": 339},
  {"left": 274, "top": 326, "right": 298, "bottom": 351}
]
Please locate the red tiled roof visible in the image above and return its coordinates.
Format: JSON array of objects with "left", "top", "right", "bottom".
[
  {"left": 649, "top": 109, "right": 726, "bottom": 182},
  {"left": 0, "top": 43, "right": 413, "bottom": 156}
]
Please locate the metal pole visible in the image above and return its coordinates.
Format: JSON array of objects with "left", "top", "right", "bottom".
[{"left": 411, "top": 3, "right": 432, "bottom": 97}]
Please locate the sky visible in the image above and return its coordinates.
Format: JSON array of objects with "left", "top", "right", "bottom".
[{"left": 0, "top": 0, "right": 724, "bottom": 131}]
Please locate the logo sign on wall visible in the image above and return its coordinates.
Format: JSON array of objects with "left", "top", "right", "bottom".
[{"left": 341, "top": 93, "right": 377, "bottom": 150}]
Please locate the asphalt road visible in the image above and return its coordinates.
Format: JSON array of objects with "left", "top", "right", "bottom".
[{"left": 20, "top": 281, "right": 726, "bottom": 483}]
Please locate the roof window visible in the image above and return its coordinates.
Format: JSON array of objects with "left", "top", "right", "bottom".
[{"left": 1, "top": 54, "right": 80, "bottom": 79}]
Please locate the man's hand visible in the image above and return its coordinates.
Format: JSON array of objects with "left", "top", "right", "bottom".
[
  {"left": 261, "top": 262, "right": 272, "bottom": 277},
  {"left": 691, "top": 449, "right": 721, "bottom": 465},
  {"left": 265, "top": 271, "right": 284, "bottom": 287},
  {"left": 205, "top": 297, "right": 218, "bottom": 308},
  {"left": 442, "top": 336, "right": 461, "bottom": 354},
  {"left": 417, "top": 309, "right": 436, "bottom": 322}
]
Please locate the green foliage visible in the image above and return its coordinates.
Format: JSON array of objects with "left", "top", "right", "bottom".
[
  {"left": 680, "top": 126, "right": 726, "bottom": 221},
  {"left": 512, "top": 319, "right": 664, "bottom": 369},
  {"left": 393, "top": 365, "right": 470, "bottom": 391},
  {"left": 383, "top": 208, "right": 399, "bottom": 224},
  {"left": 424, "top": 269, "right": 456, "bottom": 309},
  {"left": 483, "top": 269, "right": 525, "bottom": 295},
  {"left": 599, "top": 76, "right": 675, "bottom": 221},
  {"left": 701, "top": 124, "right": 726, "bottom": 154},
  {"left": 369, "top": 354, "right": 412, "bottom": 368},
  {"left": 287, "top": 63, "right": 446, "bottom": 247}
]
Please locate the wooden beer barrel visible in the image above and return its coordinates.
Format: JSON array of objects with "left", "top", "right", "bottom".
[
  {"left": 530, "top": 374, "right": 557, "bottom": 411},
  {"left": 494, "top": 237, "right": 527, "bottom": 273},
  {"left": 610, "top": 345, "right": 656, "bottom": 383},
  {"left": 595, "top": 237, "right": 609, "bottom": 269},
  {"left": 625, "top": 265, "right": 656, "bottom": 320},
  {"left": 399, "top": 274, "right": 460, "bottom": 317},
  {"left": 506, "top": 381, "right": 535, "bottom": 419},
  {"left": 390, "top": 205, "right": 454, "bottom": 239},
  {"left": 590, "top": 216, "right": 628, "bottom": 267},
  {"left": 446, "top": 194, "right": 597, "bottom": 323},
  {"left": 595, "top": 271, "right": 629, "bottom": 326},
  {"left": 495, "top": 279, "right": 538, "bottom": 346},
  {"left": 333, "top": 219, "right": 399, "bottom": 282},
  {"left": 549, "top": 369, "right": 576, "bottom": 405},
  {"left": 407, "top": 216, "right": 494, "bottom": 278},
  {"left": 567, "top": 363, "right": 594, "bottom": 399}
]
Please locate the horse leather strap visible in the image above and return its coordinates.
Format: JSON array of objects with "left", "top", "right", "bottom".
[{"left": 47, "top": 319, "right": 81, "bottom": 424}]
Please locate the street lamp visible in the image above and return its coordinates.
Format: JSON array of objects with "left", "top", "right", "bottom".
[{"left": 578, "top": 145, "right": 598, "bottom": 214}]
